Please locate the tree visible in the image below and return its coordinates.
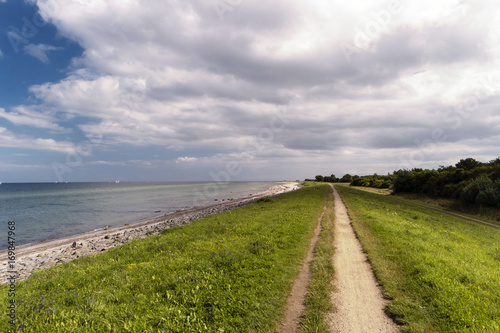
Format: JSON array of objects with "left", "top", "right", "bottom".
[
  {"left": 461, "top": 176, "right": 493, "bottom": 204},
  {"left": 324, "top": 174, "right": 337, "bottom": 182},
  {"left": 315, "top": 175, "right": 324, "bottom": 182},
  {"left": 475, "top": 185, "right": 500, "bottom": 207},
  {"left": 489, "top": 158, "right": 500, "bottom": 166},
  {"left": 340, "top": 174, "right": 353, "bottom": 183},
  {"left": 455, "top": 158, "right": 482, "bottom": 171}
]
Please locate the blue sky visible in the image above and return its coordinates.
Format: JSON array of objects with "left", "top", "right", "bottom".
[
  {"left": 1, "top": 0, "right": 500, "bottom": 183},
  {"left": 0, "top": 1, "right": 82, "bottom": 106}
]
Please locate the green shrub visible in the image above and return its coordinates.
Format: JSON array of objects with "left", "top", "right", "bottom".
[
  {"left": 461, "top": 176, "right": 500, "bottom": 207},
  {"left": 475, "top": 186, "right": 500, "bottom": 207}
]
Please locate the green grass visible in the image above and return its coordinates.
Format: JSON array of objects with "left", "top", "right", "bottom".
[
  {"left": 395, "top": 192, "right": 500, "bottom": 226},
  {"left": 335, "top": 185, "right": 500, "bottom": 332},
  {"left": 352, "top": 185, "right": 500, "bottom": 227},
  {"left": 1, "top": 185, "right": 330, "bottom": 332},
  {"left": 299, "top": 186, "right": 335, "bottom": 333}
]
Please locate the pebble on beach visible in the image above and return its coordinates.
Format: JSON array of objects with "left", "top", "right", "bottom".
[{"left": 0, "top": 183, "right": 299, "bottom": 283}]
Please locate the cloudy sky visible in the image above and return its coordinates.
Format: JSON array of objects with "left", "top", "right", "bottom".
[{"left": 0, "top": 0, "right": 499, "bottom": 182}]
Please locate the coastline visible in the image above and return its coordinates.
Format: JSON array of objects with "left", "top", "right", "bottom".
[{"left": 1, "top": 182, "right": 299, "bottom": 283}]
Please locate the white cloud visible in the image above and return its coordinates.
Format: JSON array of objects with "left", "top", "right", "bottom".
[
  {"left": 0, "top": 48, "right": 3, "bottom": 58},
  {"left": 87, "top": 160, "right": 127, "bottom": 167},
  {"left": 23, "top": 43, "right": 62, "bottom": 64},
  {"left": 175, "top": 157, "right": 199, "bottom": 163},
  {"left": 0, "top": 107, "right": 69, "bottom": 132},
  {"left": 6, "top": 0, "right": 500, "bottom": 180},
  {"left": 0, "top": 161, "right": 51, "bottom": 171},
  {"left": 0, "top": 127, "right": 76, "bottom": 154}
]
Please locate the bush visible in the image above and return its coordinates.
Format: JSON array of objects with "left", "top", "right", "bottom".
[
  {"left": 440, "top": 183, "right": 465, "bottom": 199},
  {"left": 315, "top": 175, "right": 324, "bottom": 182},
  {"left": 461, "top": 176, "right": 500, "bottom": 207},
  {"left": 350, "top": 174, "right": 393, "bottom": 189},
  {"left": 475, "top": 186, "right": 499, "bottom": 207}
]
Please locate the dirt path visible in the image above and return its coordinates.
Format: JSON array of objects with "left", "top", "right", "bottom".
[
  {"left": 327, "top": 185, "right": 399, "bottom": 332},
  {"left": 279, "top": 200, "right": 326, "bottom": 333}
]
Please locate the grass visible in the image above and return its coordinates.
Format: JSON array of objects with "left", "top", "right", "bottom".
[
  {"left": 299, "top": 185, "right": 335, "bottom": 333},
  {"left": 1, "top": 185, "right": 330, "bottom": 332},
  {"left": 335, "top": 184, "right": 500, "bottom": 332},
  {"left": 396, "top": 192, "right": 500, "bottom": 225},
  {"left": 353, "top": 186, "right": 500, "bottom": 227}
]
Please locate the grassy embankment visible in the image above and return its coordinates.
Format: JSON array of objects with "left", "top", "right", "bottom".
[
  {"left": 336, "top": 185, "right": 500, "bottom": 332},
  {"left": 299, "top": 185, "right": 335, "bottom": 333},
  {"left": 0, "top": 184, "right": 330, "bottom": 332},
  {"left": 353, "top": 185, "right": 500, "bottom": 227},
  {"left": 395, "top": 192, "right": 500, "bottom": 225}
]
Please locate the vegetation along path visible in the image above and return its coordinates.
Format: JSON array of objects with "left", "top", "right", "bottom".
[
  {"left": 327, "top": 185, "right": 399, "bottom": 332},
  {"left": 0, "top": 185, "right": 329, "bottom": 332},
  {"left": 395, "top": 197, "right": 500, "bottom": 229},
  {"left": 335, "top": 185, "right": 500, "bottom": 331},
  {"left": 279, "top": 199, "right": 326, "bottom": 332}
]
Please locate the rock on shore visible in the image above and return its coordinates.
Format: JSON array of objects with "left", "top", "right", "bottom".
[{"left": 0, "top": 182, "right": 299, "bottom": 283}]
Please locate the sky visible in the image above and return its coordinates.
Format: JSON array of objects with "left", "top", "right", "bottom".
[{"left": 0, "top": 0, "right": 500, "bottom": 183}]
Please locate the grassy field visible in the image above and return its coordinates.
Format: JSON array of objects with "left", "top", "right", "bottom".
[
  {"left": 396, "top": 193, "right": 500, "bottom": 225},
  {"left": 352, "top": 184, "right": 500, "bottom": 224},
  {"left": 1, "top": 185, "right": 330, "bottom": 332},
  {"left": 335, "top": 185, "right": 500, "bottom": 332},
  {"left": 352, "top": 186, "right": 500, "bottom": 228}
]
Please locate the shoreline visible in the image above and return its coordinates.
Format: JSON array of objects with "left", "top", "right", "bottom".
[{"left": 1, "top": 182, "right": 299, "bottom": 283}]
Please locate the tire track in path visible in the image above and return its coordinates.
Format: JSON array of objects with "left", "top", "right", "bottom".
[
  {"left": 327, "top": 185, "right": 399, "bottom": 332},
  {"left": 279, "top": 196, "right": 327, "bottom": 333}
]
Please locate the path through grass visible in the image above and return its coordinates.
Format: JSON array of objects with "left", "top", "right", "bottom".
[
  {"left": 336, "top": 185, "right": 500, "bottom": 332},
  {"left": 1, "top": 185, "right": 330, "bottom": 332},
  {"left": 299, "top": 185, "right": 335, "bottom": 333}
]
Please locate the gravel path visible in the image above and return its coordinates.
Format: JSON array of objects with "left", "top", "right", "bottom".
[{"left": 327, "top": 185, "right": 399, "bottom": 332}]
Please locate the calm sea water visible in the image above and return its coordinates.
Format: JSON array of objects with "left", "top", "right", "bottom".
[{"left": 0, "top": 182, "right": 275, "bottom": 250}]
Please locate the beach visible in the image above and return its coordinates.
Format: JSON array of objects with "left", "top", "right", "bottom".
[{"left": 1, "top": 182, "right": 298, "bottom": 283}]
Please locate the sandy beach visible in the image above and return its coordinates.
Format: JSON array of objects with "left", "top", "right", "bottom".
[{"left": 1, "top": 182, "right": 299, "bottom": 284}]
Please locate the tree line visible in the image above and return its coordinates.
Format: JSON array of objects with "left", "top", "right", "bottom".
[
  {"left": 308, "top": 157, "right": 500, "bottom": 208},
  {"left": 306, "top": 173, "right": 392, "bottom": 188},
  {"left": 306, "top": 174, "right": 354, "bottom": 183}
]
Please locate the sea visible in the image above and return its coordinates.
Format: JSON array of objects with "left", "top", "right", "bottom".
[{"left": 0, "top": 181, "right": 276, "bottom": 251}]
